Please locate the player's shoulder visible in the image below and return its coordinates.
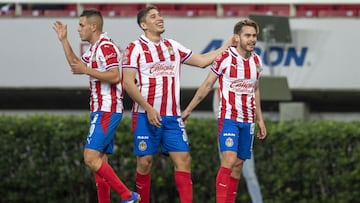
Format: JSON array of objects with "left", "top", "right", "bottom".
[
  {"left": 99, "top": 39, "right": 118, "bottom": 49},
  {"left": 252, "top": 51, "right": 260, "bottom": 58},
  {"left": 218, "top": 47, "right": 232, "bottom": 59},
  {"left": 122, "top": 40, "right": 142, "bottom": 54},
  {"left": 124, "top": 39, "right": 142, "bottom": 48}
]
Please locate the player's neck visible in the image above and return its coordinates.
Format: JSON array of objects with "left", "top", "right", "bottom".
[
  {"left": 145, "top": 33, "right": 161, "bottom": 43},
  {"left": 237, "top": 48, "right": 251, "bottom": 59},
  {"left": 89, "top": 32, "right": 102, "bottom": 45}
]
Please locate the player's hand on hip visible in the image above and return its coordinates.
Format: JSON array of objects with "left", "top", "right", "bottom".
[{"left": 181, "top": 111, "right": 190, "bottom": 122}]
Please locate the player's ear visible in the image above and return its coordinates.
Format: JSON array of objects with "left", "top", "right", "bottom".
[
  {"left": 233, "top": 34, "right": 240, "bottom": 42},
  {"left": 140, "top": 22, "right": 147, "bottom": 30},
  {"left": 91, "top": 22, "right": 97, "bottom": 32}
]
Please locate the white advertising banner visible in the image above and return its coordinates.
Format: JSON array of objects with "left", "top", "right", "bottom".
[{"left": 0, "top": 17, "right": 359, "bottom": 90}]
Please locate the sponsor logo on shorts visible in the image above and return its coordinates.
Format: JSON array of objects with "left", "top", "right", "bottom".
[
  {"left": 137, "top": 135, "right": 149, "bottom": 139},
  {"left": 138, "top": 141, "right": 147, "bottom": 151},
  {"left": 223, "top": 132, "right": 235, "bottom": 137}
]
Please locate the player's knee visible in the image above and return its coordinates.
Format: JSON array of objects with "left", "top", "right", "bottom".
[
  {"left": 83, "top": 149, "right": 102, "bottom": 171},
  {"left": 221, "top": 155, "right": 238, "bottom": 168},
  {"left": 84, "top": 155, "right": 99, "bottom": 171},
  {"left": 231, "top": 159, "right": 244, "bottom": 172},
  {"left": 84, "top": 158, "right": 92, "bottom": 169},
  {"left": 137, "top": 156, "right": 153, "bottom": 172},
  {"left": 173, "top": 154, "right": 191, "bottom": 171}
]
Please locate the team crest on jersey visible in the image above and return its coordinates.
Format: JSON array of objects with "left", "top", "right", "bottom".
[
  {"left": 167, "top": 46, "right": 174, "bottom": 55},
  {"left": 225, "top": 137, "right": 234, "bottom": 147},
  {"left": 138, "top": 141, "right": 147, "bottom": 151}
]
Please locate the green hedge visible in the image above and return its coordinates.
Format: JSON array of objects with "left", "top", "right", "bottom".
[{"left": 0, "top": 114, "right": 359, "bottom": 202}]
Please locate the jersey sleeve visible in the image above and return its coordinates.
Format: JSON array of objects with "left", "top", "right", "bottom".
[
  {"left": 210, "top": 50, "right": 229, "bottom": 76},
  {"left": 122, "top": 42, "right": 139, "bottom": 69},
  {"left": 81, "top": 46, "right": 91, "bottom": 64},
  {"left": 98, "top": 42, "right": 120, "bottom": 70}
]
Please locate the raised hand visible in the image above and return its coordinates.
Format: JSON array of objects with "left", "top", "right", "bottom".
[{"left": 52, "top": 20, "right": 68, "bottom": 42}]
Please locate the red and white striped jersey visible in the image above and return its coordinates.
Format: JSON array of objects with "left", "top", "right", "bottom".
[
  {"left": 211, "top": 46, "right": 262, "bottom": 123},
  {"left": 81, "top": 33, "right": 123, "bottom": 113},
  {"left": 122, "top": 35, "right": 193, "bottom": 116}
]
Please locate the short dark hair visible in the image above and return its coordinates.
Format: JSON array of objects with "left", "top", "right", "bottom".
[
  {"left": 80, "top": 8, "right": 103, "bottom": 30},
  {"left": 233, "top": 19, "right": 259, "bottom": 35},
  {"left": 137, "top": 5, "right": 157, "bottom": 27}
]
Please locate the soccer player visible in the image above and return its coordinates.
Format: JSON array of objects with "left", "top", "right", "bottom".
[
  {"left": 122, "top": 5, "right": 233, "bottom": 203},
  {"left": 182, "top": 19, "right": 267, "bottom": 203},
  {"left": 53, "top": 9, "right": 140, "bottom": 203},
  {"left": 214, "top": 88, "right": 264, "bottom": 203}
]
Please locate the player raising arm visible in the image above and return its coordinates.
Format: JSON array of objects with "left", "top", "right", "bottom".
[{"left": 53, "top": 9, "right": 140, "bottom": 203}]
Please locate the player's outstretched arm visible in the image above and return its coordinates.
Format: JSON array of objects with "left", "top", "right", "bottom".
[
  {"left": 182, "top": 72, "right": 217, "bottom": 121},
  {"left": 185, "top": 36, "right": 234, "bottom": 68}
]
